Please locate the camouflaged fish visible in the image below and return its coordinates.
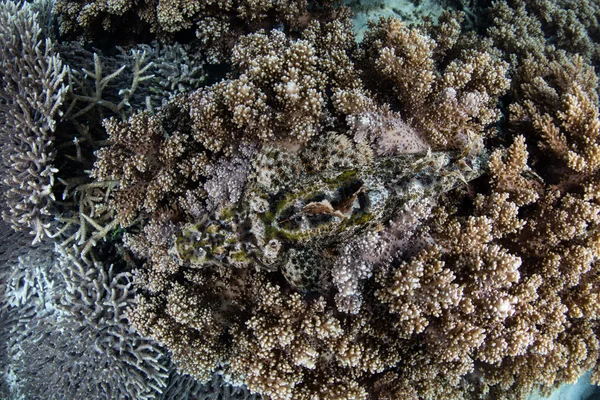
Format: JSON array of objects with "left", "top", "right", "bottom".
[{"left": 169, "top": 133, "right": 486, "bottom": 279}]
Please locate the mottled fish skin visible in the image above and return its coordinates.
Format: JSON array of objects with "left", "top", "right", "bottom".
[
  {"left": 250, "top": 149, "right": 485, "bottom": 246},
  {"left": 170, "top": 147, "right": 486, "bottom": 275}
]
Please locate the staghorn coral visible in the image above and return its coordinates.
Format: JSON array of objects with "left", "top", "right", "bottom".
[
  {"left": 0, "top": 0, "right": 68, "bottom": 244},
  {"left": 0, "top": 221, "right": 43, "bottom": 397},
  {"left": 3, "top": 241, "right": 172, "bottom": 400},
  {"left": 147, "top": 41, "right": 207, "bottom": 103},
  {"left": 43, "top": 40, "right": 206, "bottom": 263},
  {"left": 1, "top": 241, "right": 60, "bottom": 399},
  {"left": 160, "top": 370, "right": 260, "bottom": 400},
  {"left": 0, "top": 217, "right": 257, "bottom": 400},
  {"left": 62, "top": 45, "right": 154, "bottom": 122},
  {"left": 60, "top": 40, "right": 206, "bottom": 121}
]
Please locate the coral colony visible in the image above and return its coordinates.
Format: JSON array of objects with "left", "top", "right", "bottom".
[{"left": 2, "top": 0, "right": 600, "bottom": 399}]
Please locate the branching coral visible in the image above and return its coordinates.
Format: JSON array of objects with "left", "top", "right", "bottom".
[
  {"left": 189, "top": 28, "right": 331, "bottom": 149},
  {"left": 64, "top": 47, "right": 154, "bottom": 121},
  {"left": 61, "top": 40, "right": 206, "bottom": 121},
  {"left": 0, "top": 219, "right": 255, "bottom": 400},
  {"left": 0, "top": 0, "right": 68, "bottom": 244},
  {"left": 487, "top": 0, "right": 600, "bottom": 67},
  {"left": 3, "top": 242, "right": 172, "bottom": 400},
  {"left": 0, "top": 215, "right": 171, "bottom": 400},
  {"left": 230, "top": 283, "right": 345, "bottom": 399},
  {"left": 468, "top": 140, "right": 600, "bottom": 398},
  {"left": 91, "top": 24, "right": 362, "bottom": 224},
  {"left": 5, "top": 0, "right": 600, "bottom": 398},
  {"left": 53, "top": 0, "right": 347, "bottom": 62},
  {"left": 87, "top": 12, "right": 521, "bottom": 400},
  {"left": 510, "top": 53, "right": 600, "bottom": 177},
  {"left": 126, "top": 265, "right": 258, "bottom": 383},
  {"left": 118, "top": 98, "right": 487, "bottom": 400},
  {"left": 0, "top": 222, "right": 42, "bottom": 397},
  {"left": 379, "top": 47, "right": 600, "bottom": 399},
  {"left": 160, "top": 370, "right": 260, "bottom": 400},
  {"left": 357, "top": 12, "right": 510, "bottom": 150},
  {"left": 91, "top": 109, "right": 189, "bottom": 225}
]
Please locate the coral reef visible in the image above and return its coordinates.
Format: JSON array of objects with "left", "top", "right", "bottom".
[
  {"left": 0, "top": 0, "right": 68, "bottom": 244},
  {"left": 1, "top": 232, "right": 170, "bottom": 400},
  {"left": 2, "top": 0, "right": 600, "bottom": 399},
  {"left": 0, "top": 222, "right": 39, "bottom": 398},
  {"left": 0, "top": 1, "right": 257, "bottom": 398},
  {"left": 53, "top": 0, "right": 348, "bottom": 62},
  {"left": 60, "top": 40, "right": 206, "bottom": 119},
  {"left": 159, "top": 370, "right": 260, "bottom": 400},
  {"left": 486, "top": 0, "right": 600, "bottom": 67},
  {"left": 471, "top": 48, "right": 600, "bottom": 399},
  {"left": 357, "top": 12, "right": 510, "bottom": 149},
  {"left": 104, "top": 13, "right": 497, "bottom": 400}
]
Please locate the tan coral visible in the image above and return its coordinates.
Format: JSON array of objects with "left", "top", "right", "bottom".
[{"left": 359, "top": 13, "right": 510, "bottom": 150}]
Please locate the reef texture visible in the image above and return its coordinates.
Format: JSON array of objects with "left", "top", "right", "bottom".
[
  {"left": 1, "top": 0, "right": 600, "bottom": 399},
  {"left": 0, "top": 0, "right": 67, "bottom": 244},
  {"left": 53, "top": 0, "right": 349, "bottom": 62}
]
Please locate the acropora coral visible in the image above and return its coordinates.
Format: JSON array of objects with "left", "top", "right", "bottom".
[{"left": 1, "top": 0, "right": 600, "bottom": 399}]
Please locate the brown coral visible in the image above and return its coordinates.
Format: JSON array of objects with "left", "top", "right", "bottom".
[
  {"left": 82, "top": 5, "right": 600, "bottom": 400},
  {"left": 357, "top": 13, "right": 510, "bottom": 150},
  {"left": 54, "top": 0, "right": 346, "bottom": 62}
]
